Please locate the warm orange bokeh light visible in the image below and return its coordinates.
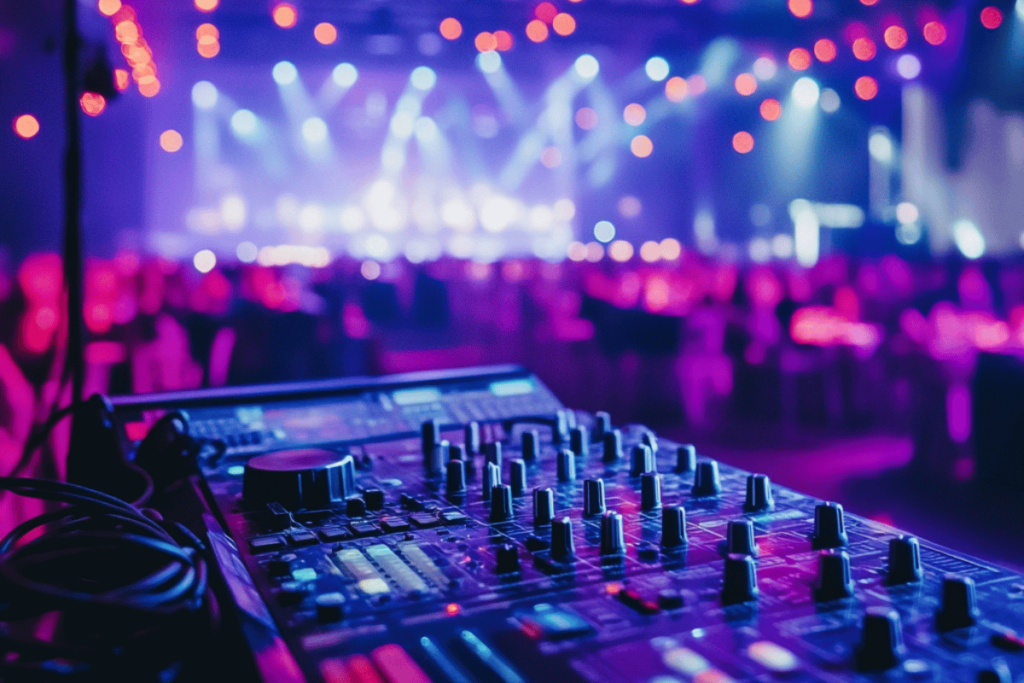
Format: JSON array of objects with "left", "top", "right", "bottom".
[
  {"left": 196, "top": 23, "right": 219, "bottom": 39},
  {"left": 194, "top": 0, "right": 219, "bottom": 11},
  {"left": 139, "top": 77, "right": 161, "bottom": 97},
  {"left": 272, "top": 3, "right": 298, "bottom": 29},
  {"left": 883, "top": 26, "right": 908, "bottom": 49},
  {"left": 575, "top": 107, "right": 598, "bottom": 130},
  {"left": 623, "top": 103, "right": 647, "bottom": 126},
  {"left": 160, "top": 129, "right": 183, "bottom": 152},
  {"left": 923, "top": 21, "right": 947, "bottom": 45},
  {"left": 525, "top": 20, "right": 549, "bottom": 43},
  {"left": 734, "top": 73, "right": 757, "bottom": 96},
  {"left": 197, "top": 40, "right": 220, "bottom": 58},
  {"left": 854, "top": 76, "right": 878, "bottom": 100},
  {"left": 732, "top": 131, "right": 754, "bottom": 153},
  {"left": 97, "top": 0, "right": 121, "bottom": 17},
  {"left": 665, "top": 76, "right": 688, "bottom": 102},
  {"left": 115, "top": 20, "right": 139, "bottom": 44},
  {"left": 535, "top": 2, "right": 558, "bottom": 23},
  {"left": 13, "top": 114, "right": 40, "bottom": 139},
  {"left": 313, "top": 22, "right": 337, "bottom": 45},
  {"left": 475, "top": 32, "right": 497, "bottom": 52},
  {"left": 494, "top": 30, "right": 514, "bottom": 51},
  {"left": 114, "top": 68, "right": 130, "bottom": 91},
  {"left": 852, "top": 37, "right": 877, "bottom": 61},
  {"left": 788, "top": 0, "right": 813, "bottom": 18},
  {"left": 439, "top": 17, "right": 462, "bottom": 40},
  {"left": 814, "top": 38, "right": 836, "bottom": 62},
  {"left": 630, "top": 135, "right": 653, "bottom": 158},
  {"left": 552, "top": 13, "right": 576, "bottom": 36},
  {"left": 759, "top": 98, "right": 781, "bottom": 121},
  {"left": 788, "top": 48, "right": 811, "bottom": 70},
  {"left": 79, "top": 92, "right": 106, "bottom": 116}
]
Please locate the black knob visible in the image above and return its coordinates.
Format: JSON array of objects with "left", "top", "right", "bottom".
[
  {"left": 661, "top": 506, "right": 688, "bottom": 549},
  {"left": 363, "top": 488, "right": 385, "bottom": 510},
  {"left": 554, "top": 410, "right": 571, "bottom": 444},
  {"left": 465, "top": 421, "right": 481, "bottom": 456},
  {"left": 489, "top": 485, "right": 514, "bottom": 523},
  {"left": 426, "top": 440, "right": 448, "bottom": 476},
  {"left": 812, "top": 502, "right": 848, "bottom": 549},
  {"left": 495, "top": 543, "right": 520, "bottom": 574},
  {"left": 593, "top": 412, "right": 611, "bottom": 442},
  {"left": 533, "top": 488, "right": 554, "bottom": 525},
  {"left": 485, "top": 441, "right": 502, "bottom": 469},
  {"left": 814, "top": 550, "right": 854, "bottom": 601},
  {"left": 346, "top": 496, "right": 367, "bottom": 517},
  {"left": 583, "top": 479, "right": 606, "bottom": 517},
  {"left": 268, "top": 555, "right": 298, "bottom": 577},
  {"left": 977, "top": 661, "right": 1012, "bottom": 683},
  {"left": 855, "top": 607, "right": 904, "bottom": 671},
  {"left": 727, "top": 519, "right": 757, "bottom": 556},
  {"left": 675, "top": 444, "right": 696, "bottom": 473},
  {"left": 421, "top": 419, "right": 440, "bottom": 458},
  {"left": 557, "top": 449, "right": 576, "bottom": 482},
  {"left": 243, "top": 449, "right": 356, "bottom": 510},
  {"left": 483, "top": 462, "right": 502, "bottom": 500},
  {"left": 600, "top": 512, "right": 626, "bottom": 555},
  {"left": 692, "top": 460, "right": 722, "bottom": 497},
  {"left": 445, "top": 459, "right": 466, "bottom": 496},
  {"left": 722, "top": 553, "right": 758, "bottom": 605},
  {"left": 603, "top": 430, "right": 623, "bottom": 463},
  {"left": 641, "top": 430, "right": 658, "bottom": 454},
  {"left": 448, "top": 443, "right": 465, "bottom": 462},
  {"left": 631, "top": 444, "right": 654, "bottom": 477},
  {"left": 936, "top": 575, "right": 980, "bottom": 631},
  {"left": 551, "top": 516, "right": 575, "bottom": 562},
  {"left": 570, "top": 426, "right": 589, "bottom": 457},
  {"left": 641, "top": 473, "right": 662, "bottom": 511},
  {"left": 315, "top": 592, "right": 346, "bottom": 623},
  {"left": 509, "top": 459, "right": 527, "bottom": 497},
  {"left": 522, "top": 429, "right": 539, "bottom": 461},
  {"left": 743, "top": 474, "right": 774, "bottom": 512},
  {"left": 886, "top": 535, "right": 923, "bottom": 585}
]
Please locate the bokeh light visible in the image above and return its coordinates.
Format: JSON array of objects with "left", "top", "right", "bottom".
[
  {"left": 594, "top": 220, "right": 616, "bottom": 242},
  {"left": 494, "top": 30, "right": 514, "bottom": 51},
  {"left": 788, "top": 48, "right": 811, "bottom": 70},
  {"left": 160, "top": 129, "right": 183, "bottom": 152},
  {"left": 760, "top": 98, "right": 781, "bottom": 121},
  {"left": 410, "top": 66, "right": 437, "bottom": 90},
  {"left": 630, "top": 135, "right": 653, "bottom": 158},
  {"left": 735, "top": 73, "right": 757, "bottom": 96},
  {"left": 852, "top": 37, "right": 877, "bottom": 61},
  {"left": 732, "top": 131, "right": 754, "bottom": 154},
  {"left": 197, "top": 40, "right": 220, "bottom": 58},
  {"left": 639, "top": 241, "right": 661, "bottom": 263},
  {"left": 788, "top": 0, "right": 813, "bottom": 18},
  {"left": 896, "top": 54, "right": 921, "bottom": 79},
  {"left": 97, "top": 0, "right": 121, "bottom": 16},
  {"left": 535, "top": 2, "right": 558, "bottom": 23},
  {"left": 272, "top": 60, "right": 298, "bottom": 85},
  {"left": 332, "top": 63, "right": 358, "bottom": 86},
  {"left": 193, "top": 250, "right": 216, "bottom": 273},
  {"left": 792, "top": 77, "right": 820, "bottom": 107},
  {"left": 475, "top": 32, "right": 497, "bottom": 52},
  {"left": 814, "top": 38, "right": 837, "bottom": 62},
  {"left": 439, "top": 18, "right": 462, "bottom": 40},
  {"left": 623, "top": 103, "right": 647, "bottom": 126},
  {"left": 114, "top": 69, "right": 130, "bottom": 91},
  {"left": 314, "top": 22, "right": 337, "bottom": 45},
  {"left": 752, "top": 57, "right": 777, "bottom": 80},
  {"left": 645, "top": 57, "right": 670, "bottom": 81},
  {"left": 688, "top": 75, "right": 707, "bottom": 95},
  {"left": 13, "top": 114, "right": 40, "bottom": 139},
  {"left": 194, "top": 0, "right": 218, "bottom": 11},
  {"left": 139, "top": 78, "right": 161, "bottom": 97},
  {"left": 477, "top": 51, "right": 502, "bottom": 73},
  {"left": 980, "top": 6, "right": 1003, "bottom": 29},
  {"left": 854, "top": 76, "right": 878, "bottom": 100},
  {"left": 608, "top": 240, "right": 634, "bottom": 262},
  {"left": 540, "top": 146, "right": 562, "bottom": 168},
  {"left": 526, "top": 20, "right": 549, "bottom": 43},
  {"left": 819, "top": 88, "right": 841, "bottom": 112},
  {"left": 192, "top": 80, "right": 218, "bottom": 108},
  {"left": 660, "top": 238, "right": 682, "bottom": 261},
  {"left": 574, "top": 54, "right": 599, "bottom": 79},
  {"left": 575, "top": 107, "right": 598, "bottom": 130},
  {"left": 552, "top": 13, "right": 576, "bottom": 36},
  {"left": 923, "top": 21, "right": 946, "bottom": 45},
  {"left": 883, "top": 26, "right": 908, "bottom": 49},
  {"left": 665, "top": 76, "right": 688, "bottom": 102},
  {"left": 79, "top": 92, "right": 105, "bottom": 116},
  {"left": 272, "top": 3, "right": 297, "bottom": 29}
]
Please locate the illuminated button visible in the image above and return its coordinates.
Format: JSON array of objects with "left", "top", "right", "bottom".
[
  {"left": 319, "top": 527, "right": 352, "bottom": 542},
  {"left": 747, "top": 641, "right": 799, "bottom": 673},
  {"left": 519, "top": 606, "right": 594, "bottom": 640},
  {"left": 288, "top": 530, "right": 318, "bottom": 545},
  {"left": 316, "top": 592, "right": 346, "bottom": 622},
  {"left": 663, "top": 647, "right": 710, "bottom": 675},
  {"left": 380, "top": 518, "right": 411, "bottom": 533},
  {"left": 291, "top": 567, "right": 317, "bottom": 582},
  {"left": 248, "top": 535, "right": 285, "bottom": 552},
  {"left": 693, "top": 670, "right": 735, "bottom": 683}
]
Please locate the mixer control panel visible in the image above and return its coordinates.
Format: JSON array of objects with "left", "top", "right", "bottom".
[{"left": 113, "top": 366, "right": 1024, "bottom": 683}]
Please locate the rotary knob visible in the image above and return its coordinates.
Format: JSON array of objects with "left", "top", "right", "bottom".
[
  {"left": 533, "top": 488, "right": 554, "bottom": 525},
  {"left": 509, "top": 459, "right": 527, "bottom": 497},
  {"left": 465, "top": 421, "right": 481, "bottom": 456},
  {"left": 675, "top": 444, "right": 696, "bottom": 473},
  {"left": 551, "top": 516, "right": 576, "bottom": 562},
  {"left": 886, "top": 535, "right": 923, "bottom": 585},
  {"left": 631, "top": 444, "right": 654, "bottom": 477},
  {"left": 243, "top": 449, "right": 356, "bottom": 510},
  {"left": 484, "top": 441, "right": 502, "bottom": 469},
  {"left": 641, "top": 472, "right": 662, "bottom": 511},
  {"left": 812, "top": 502, "right": 848, "bottom": 549},
  {"left": 570, "top": 426, "right": 589, "bottom": 457},
  {"left": 661, "top": 506, "right": 688, "bottom": 550},
  {"left": 554, "top": 410, "right": 571, "bottom": 444},
  {"left": 496, "top": 543, "right": 520, "bottom": 574},
  {"left": 641, "top": 430, "right": 658, "bottom": 454},
  {"left": 489, "top": 485, "right": 514, "bottom": 523},
  {"left": 727, "top": 519, "right": 757, "bottom": 556},
  {"left": 445, "top": 459, "right": 466, "bottom": 497},
  {"left": 722, "top": 554, "right": 758, "bottom": 605},
  {"left": 692, "top": 460, "right": 722, "bottom": 497},
  {"left": 935, "top": 575, "right": 980, "bottom": 631},
  {"left": 425, "top": 439, "right": 448, "bottom": 476},
  {"left": 603, "top": 430, "right": 623, "bottom": 463},
  {"left": 483, "top": 462, "right": 502, "bottom": 500},
  {"left": 743, "top": 474, "right": 774, "bottom": 512},
  {"left": 583, "top": 479, "right": 606, "bottom": 517},
  {"left": 557, "top": 449, "right": 576, "bottom": 482},
  {"left": 977, "top": 662, "right": 1012, "bottom": 683},
  {"left": 421, "top": 419, "right": 440, "bottom": 458},
  {"left": 855, "top": 608, "right": 905, "bottom": 671},
  {"left": 522, "top": 429, "right": 539, "bottom": 462},
  {"left": 814, "top": 550, "right": 854, "bottom": 601},
  {"left": 600, "top": 512, "right": 626, "bottom": 556},
  {"left": 593, "top": 412, "right": 611, "bottom": 442}
]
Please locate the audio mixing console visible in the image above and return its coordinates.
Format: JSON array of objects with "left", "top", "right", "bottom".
[{"left": 110, "top": 365, "right": 1024, "bottom": 683}]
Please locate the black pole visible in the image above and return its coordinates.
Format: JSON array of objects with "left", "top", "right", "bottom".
[{"left": 63, "top": 0, "right": 84, "bottom": 403}]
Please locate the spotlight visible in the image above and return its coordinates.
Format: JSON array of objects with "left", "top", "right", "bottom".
[
  {"left": 792, "top": 77, "right": 819, "bottom": 108},
  {"left": 645, "top": 57, "right": 669, "bottom": 81},
  {"left": 477, "top": 51, "right": 502, "bottom": 74},
  {"left": 332, "top": 63, "right": 358, "bottom": 87},
  {"left": 231, "top": 109, "right": 258, "bottom": 137},
  {"left": 410, "top": 66, "right": 437, "bottom": 90},
  {"left": 895, "top": 54, "right": 921, "bottom": 80},
  {"left": 302, "top": 117, "right": 328, "bottom": 143},
  {"left": 191, "top": 81, "right": 218, "bottom": 109},
  {"left": 574, "top": 54, "right": 600, "bottom": 79},
  {"left": 272, "top": 61, "right": 298, "bottom": 85}
]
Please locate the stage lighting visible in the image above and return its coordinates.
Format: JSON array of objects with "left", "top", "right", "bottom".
[
  {"left": 896, "top": 202, "right": 919, "bottom": 224},
  {"left": 411, "top": 66, "right": 437, "bottom": 90},
  {"left": 480, "top": 197, "right": 516, "bottom": 232},
  {"left": 574, "top": 54, "right": 600, "bottom": 79},
  {"left": 230, "top": 109, "right": 257, "bottom": 137},
  {"left": 390, "top": 112, "right": 415, "bottom": 138},
  {"left": 272, "top": 61, "right": 298, "bottom": 85},
  {"left": 236, "top": 242, "right": 258, "bottom": 263},
  {"left": 594, "top": 220, "right": 615, "bottom": 242},
  {"left": 192, "top": 81, "right": 218, "bottom": 109},
  {"left": 819, "top": 88, "right": 841, "bottom": 113},
  {"left": 896, "top": 223, "right": 922, "bottom": 245},
  {"left": 554, "top": 198, "right": 576, "bottom": 221},
  {"left": 332, "top": 63, "right": 358, "bottom": 87},
  {"left": 953, "top": 219, "right": 985, "bottom": 259},
  {"left": 413, "top": 116, "right": 438, "bottom": 140},
  {"left": 896, "top": 54, "right": 921, "bottom": 80},
  {"left": 193, "top": 250, "right": 216, "bottom": 273},
  {"left": 1017, "top": 0, "right": 1024, "bottom": 21},
  {"left": 868, "top": 131, "right": 893, "bottom": 163},
  {"left": 645, "top": 57, "right": 670, "bottom": 82},
  {"left": 752, "top": 57, "right": 777, "bottom": 80},
  {"left": 477, "top": 51, "right": 502, "bottom": 74},
  {"left": 302, "top": 117, "right": 328, "bottom": 143},
  {"left": 792, "top": 77, "right": 819, "bottom": 107}
]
